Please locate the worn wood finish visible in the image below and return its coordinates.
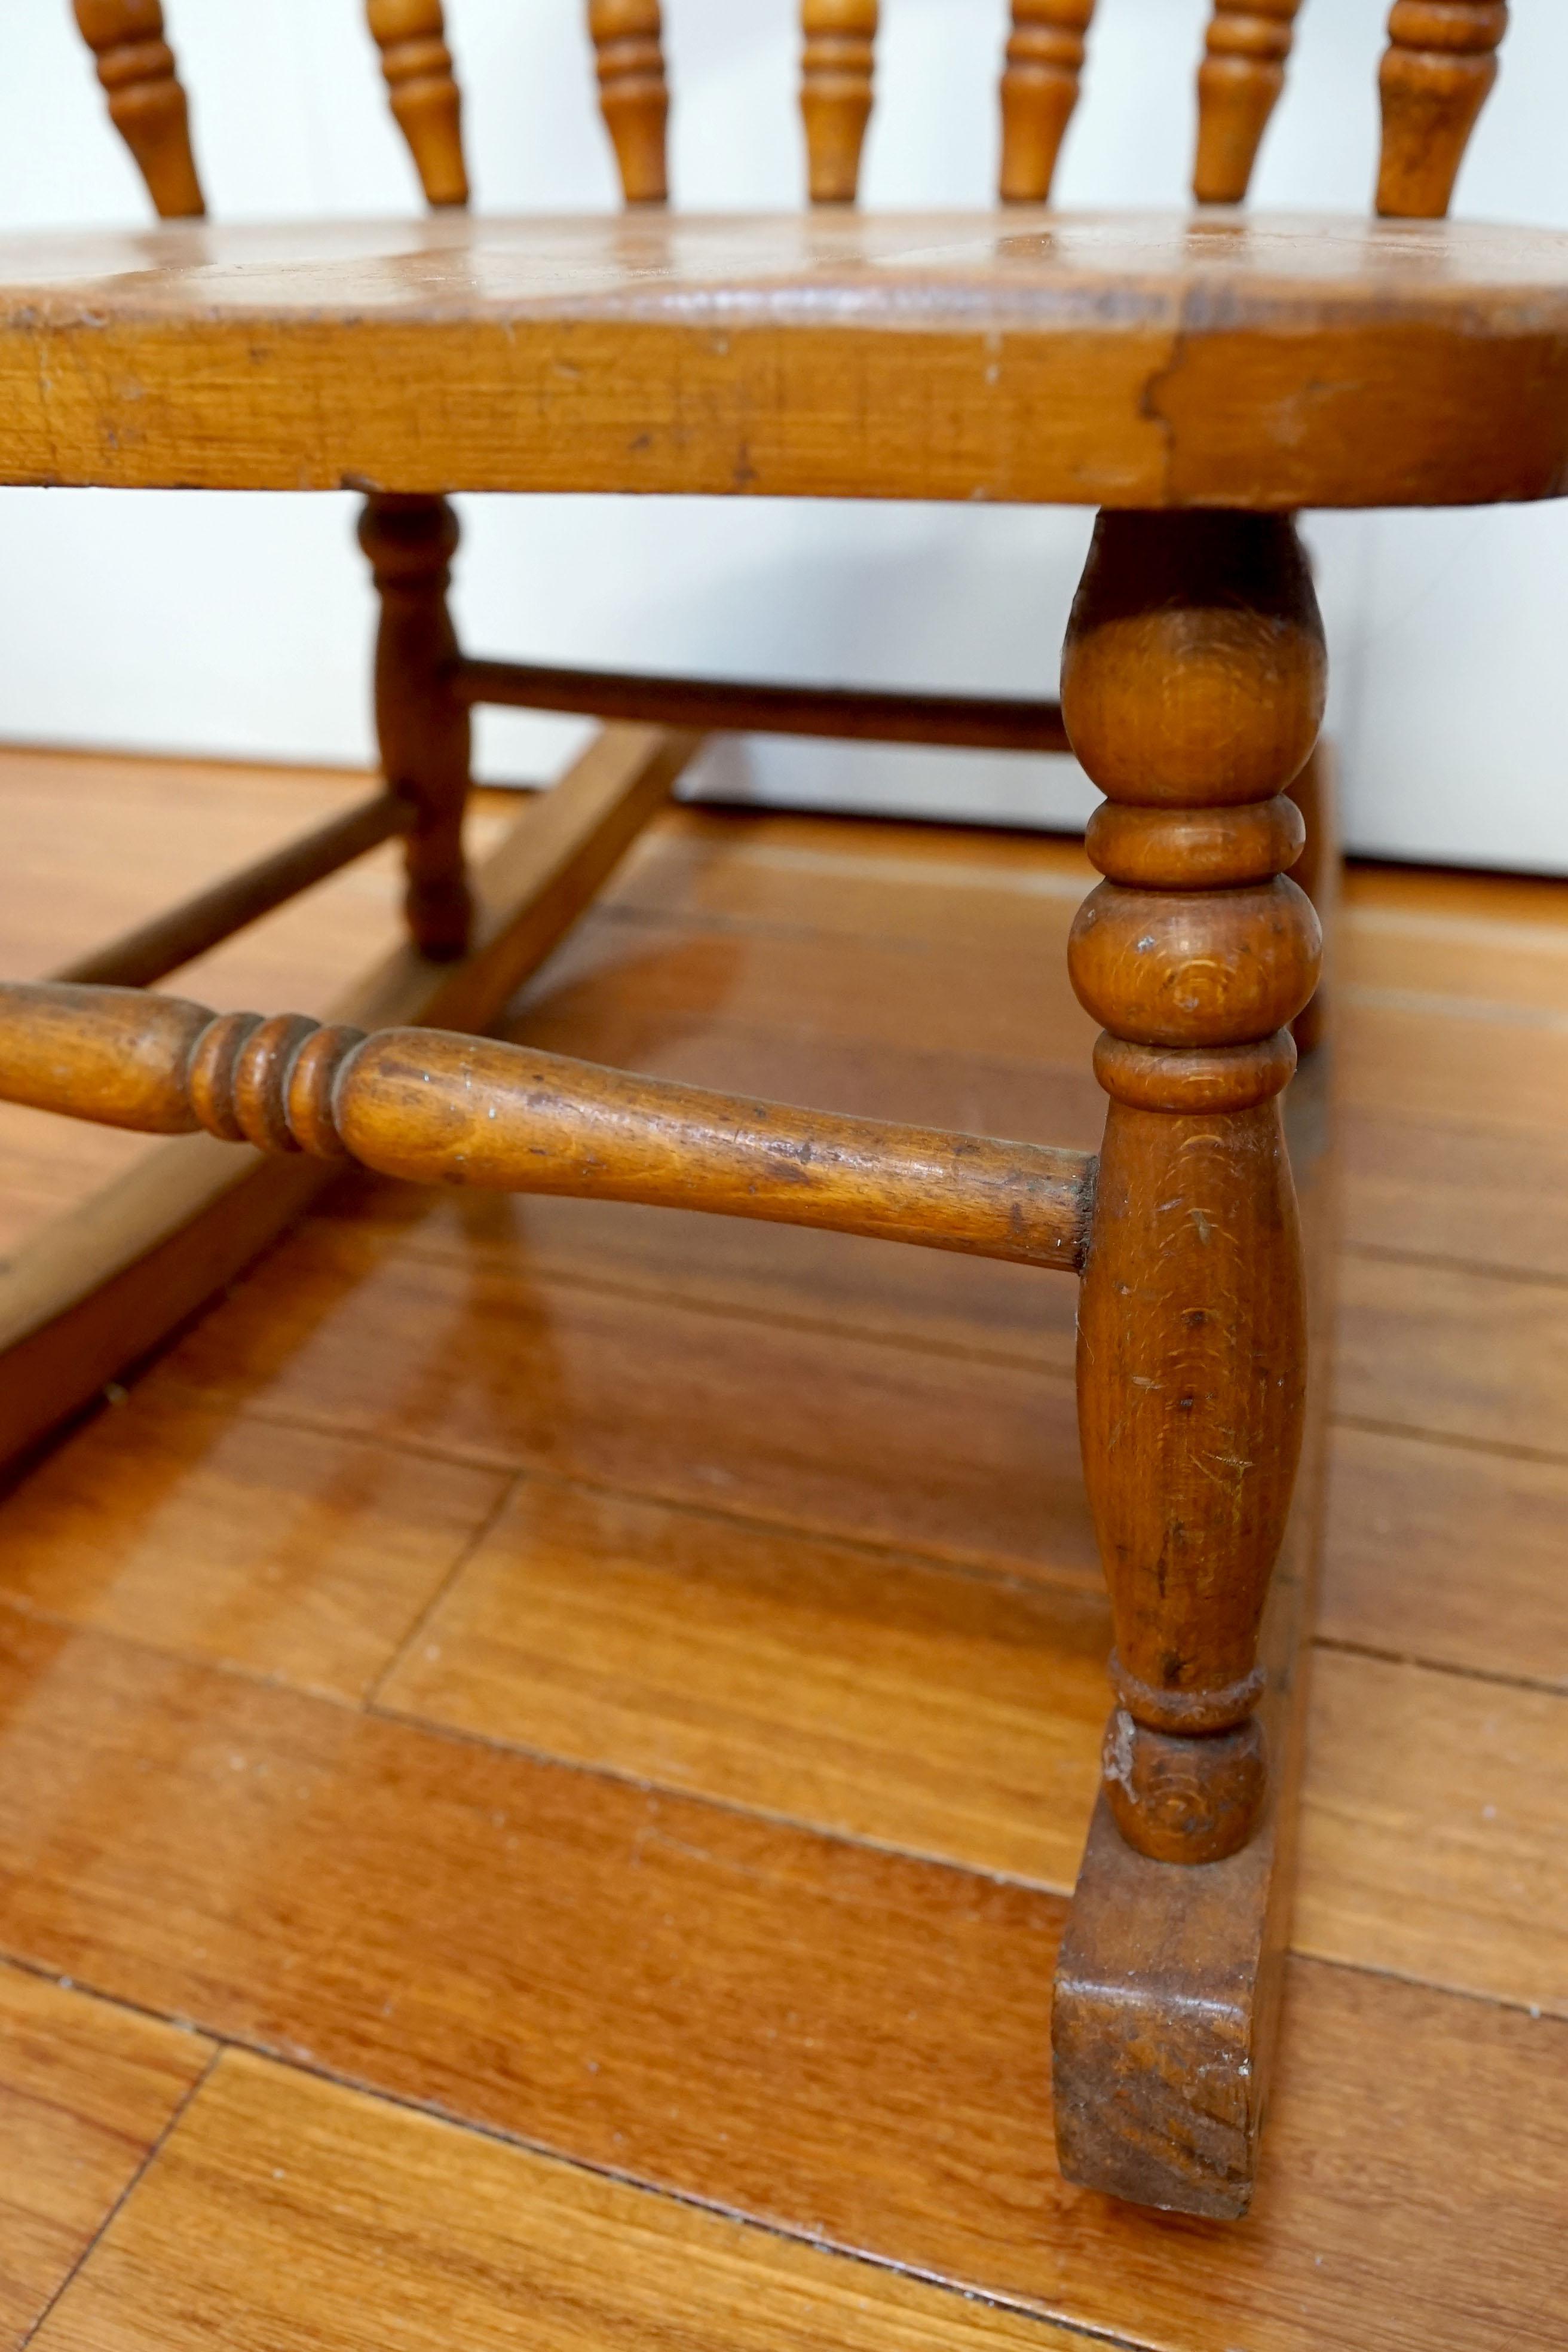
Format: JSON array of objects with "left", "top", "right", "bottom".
[
  {"left": 32, "top": 2051, "right": 1105, "bottom": 2352},
  {"left": 999, "top": 4, "right": 1095, "bottom": 206},
  {"left": 801, "top": 1, "right": 878, "bottom": 207},
  {"left": 367, "top": 0, "right": 469, "bottom": 209},
  {"left": 1195, "top": 1, "right": 1304, "bottom": 205},
  {"left": 50, "top": 791, "right": 403, "bottom": 991},
  {"left": 5, "top": 1613, "right": 1568, "bottom": 2350},
  {"left": 1053, "top": 1012, "right": 1334, "bottom": 2215},
  {"left": 0, "top": 726, "right": 697, "bottom": 1478},
  {"left": 589, "top": 1, "right": 670, "bottom": 209},
  {"left": 1064, "top": 510, "right": 1324, "bottom": 1869},
  {"left": 1377, "top": 0, "right": 1508, "bottom": 221},
  {"left": 0, "top": 984, "right": 1095, "bottom": 1275},
  {"left": 72, "top": 0, "right": 204, "bottom": 220},
  {"left": 358, "top": 495, "right": 473, "bottom": 961},
  {"left": 4, "top": 212, "right": 1568, "bottom": 509},
  {"left": 459, "top": 655, "right": 1071, "bottom": 754},
  {"left": 0, "top": 1961, "right": 210, "bottom": 2345}
]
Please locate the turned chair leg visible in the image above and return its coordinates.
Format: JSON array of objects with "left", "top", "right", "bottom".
[
  {"left": 358, "top": 492, "right": 473, "bottom": 961},
  {"left": 1062, "top": 510, "right": 1325, "bottom": 1866}
]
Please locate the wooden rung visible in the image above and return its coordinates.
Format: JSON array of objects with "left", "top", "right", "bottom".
[
  {"left": 456, "top": 657, "right": 1071, "bottom": 756},
  {"left": 51, "top": 791, "right": 405, "bottom": 991},
  {"left": 0, "top": 724, "right": 698, "bottom": 1478},
  {"left": 0, "top": 987, "right": 1094, "bottom": 1274}
]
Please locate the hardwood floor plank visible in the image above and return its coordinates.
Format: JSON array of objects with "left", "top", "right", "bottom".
[
  {"left": 1322, "top": 1422, "right": 1568, "bottom": 1688},
  {"left": 0, "top": 1390, "right": 507, "bottom": 1703},
  {"left": 0, "top": 1959, "right": 210, "bottom": 2347},
  {"left": 1342, "top": 1112, "right": 1568, "bottom": 1281},
  {"left": 1338, "top": 1002, "right": 1568, "bottom": 1139},
  {"left": 376, "top": 1475, "right": 1108, "bottom": 1888},
  {"left": 35, "top": 2050, "right": 1099, "bottom": 2352},
  {"left": 0, "top": 1616, "right": 1564, "bottom": 2351},
  {"left": 1342, "top": 898, "right": 1568, "bottom": 1019},
  {"left": 139, "top": 1226, "right": 1098, "bottom": 1588},
  {"left": 1298, "top": 1650, "right": 1568, "bottom": 2017},
  {"left": 1337, "top": 1251, "right": 1568, "bottom": 1458},
  {"left": 514, "top": 904, "right": 1098, "bottom": 1070}
]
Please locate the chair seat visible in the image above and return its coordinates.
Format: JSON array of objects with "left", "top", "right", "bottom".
[{"left": 3, "top": 208, "right": 1567, "bottom": 511}]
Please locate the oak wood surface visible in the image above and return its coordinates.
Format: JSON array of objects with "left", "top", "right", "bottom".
[
  {"left": 33, "top": 2049, "right": 1100, "bottom": 2352},
  {"left": 0, "top": 727, "right": 694, "bottom": 1475},
  {"left": 0, "top": 983, "right": 1094, "bottom": 1276},
  {"left": 0, "top": 1961, "right": 210, "bottom": 2346},
  {"left": 458, "top": 655, "right": 1071, "bottom": 754},
  {"left": 2, "top": 212, "right": 1568, "bottom": 507},
  {"left": 0, "top": 1389, "right": 505, "bottom": 1704},
  {"left": 2, "top": 1614, "right": 1566, "bottom": 2351}
]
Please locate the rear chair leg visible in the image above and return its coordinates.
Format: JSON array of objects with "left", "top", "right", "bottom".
[
  {"left": 1063, "top": 509, "right": 1325, "bottom": 1865},
  {"left": 359, "top": 492, "right": 473, "bottom": 961}
]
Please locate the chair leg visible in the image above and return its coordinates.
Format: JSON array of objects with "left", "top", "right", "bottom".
[
  {"left": 1062, "top": 509, "right": 1325, "bottom": 1865},
  {"left": 358, "top": 492, "right": 473, "bottom": 960},
  {"left": 1287, "top": 742, "right": 1337, "bottom": 1055}
]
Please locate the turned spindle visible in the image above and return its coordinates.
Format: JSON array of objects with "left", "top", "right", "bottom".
[
  {"left": 1193, "top": 1, "right": 1304, "bottom": 205},
  {"left": 1377, "top": 1, "right": 1507, "bottom": 219},
  {"left": 357, "top": 496, "right": 472, "bottom": 961},
  {"left": 589, "top": 0, "right": 670, "bottom": 207},
  {"left": 72, "top": 0, "right": 203, "bottom": 219},
  {"left": 366, "top": 0, "right": 468, "bottom": 208},
  {"left": 0, "top": 983, "right": 1094, "bottom": 1270},
  {"left": 802, "top": 0, "right": 878, "bottom": 207},
  {"left": 999, "top": 2, "right": 1095, "bottom": 206},
  {"left": 1062, "top": 511, "right": 1324, "bottom": 1866}
]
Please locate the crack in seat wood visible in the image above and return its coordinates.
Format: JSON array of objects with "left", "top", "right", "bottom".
[{"left": 1, "top": 210, "right": 1566, "bottom": 509}]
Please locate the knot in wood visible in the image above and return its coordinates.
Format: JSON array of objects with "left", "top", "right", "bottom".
[
  {"left": 1101, "top": 1708, "right": 1267, "bottom": 1864},
  {"left": 187, "top": 1013, "right": 366, "bottom": 1158},
  {"left": 1068, "top": 877, "right": 1321, "bottom": 1049}
]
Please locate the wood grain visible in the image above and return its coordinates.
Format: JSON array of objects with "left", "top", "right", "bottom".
[
  {"left": 1337, "top": 1248, "right": 1568, "bottom": 1458},
  {"left": 0, "top": 727, "right": 695, "bottom": 1476},
  {"left": 1322, "top": 1422, "right": 1568, "bottom": 1687},
  {"left": 1342, "top": 1114, "right": 1568, "bottom": 1279},
  {"left": 0, "top": 1389, "right": 504, "bottom": 1703},
  {"left": 142, "top": 1223, "right": 1098, "bottom": 1586},
  {"left": 0, "top": 1959, "right": 209, "bottom": 2345},
  {"left": 2, "top": 1616, "right": 1566, "bottom": 2348},
  {"left": 1298, "top": 1647, "right": 1568, "bottom": 2020},
  {"left": 33, "top": 2050, "right": 1101, "bottom": 2352},
  {"left": 2, "top": 211, "right": 1568, "bottom": 507},
  {"left": 377, "top": 1474, "right": 1107, "bottom": 1886},
  {"left": 0, "top": 982, "right": 1094, "bottom": 1276}
]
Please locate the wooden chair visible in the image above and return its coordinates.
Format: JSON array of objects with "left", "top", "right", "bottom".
[{"left": 0, "top": 0, "right": 1533, "bottom": 2219}]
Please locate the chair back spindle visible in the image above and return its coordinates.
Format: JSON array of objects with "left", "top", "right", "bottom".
[
  {"left": 366, "top": 0, "right": 468, "bottom": 209},
  {"left": 589, "top": 1, "right": 670, "bottom": 207},
  {"left": 999, "top": 2, "right": 1095, "bottom": 206},
  {"left": 1376, "top": 1, "right": 1507, "bottom": 219},
  {"left": 1193, "top": 1, "right": 1304, "bottom": 205},
  {"left": 801, "top": 0, "right": 878, "bottom": 207},
  {"left": 72, "top": 0, "right": 204, "bottom": 220}
]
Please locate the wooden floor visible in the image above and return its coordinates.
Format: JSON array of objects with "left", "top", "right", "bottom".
[{"left": 0, "top": 745, "right": 1564, "bottom": 2351}]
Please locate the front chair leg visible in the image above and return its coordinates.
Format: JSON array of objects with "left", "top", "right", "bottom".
[
  {"left": 1062, "top": 509, "right": 1325, "bottom": 1866},
  {"left": 359, "top": 492, "right": 473, "bottom": 961}
]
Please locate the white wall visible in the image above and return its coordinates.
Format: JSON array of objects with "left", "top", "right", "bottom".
[{"left": 0, "top": 0, "right": 1564, "bottom": 868}]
